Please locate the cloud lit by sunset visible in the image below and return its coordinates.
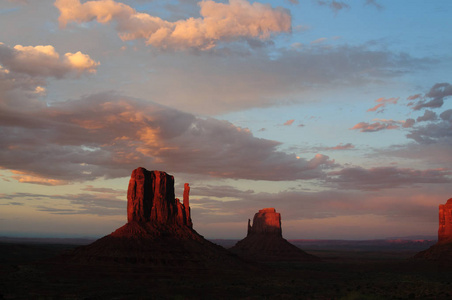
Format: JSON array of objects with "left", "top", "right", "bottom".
[{"left": 0, "top": 0, "right": 451, "bottom": 241}]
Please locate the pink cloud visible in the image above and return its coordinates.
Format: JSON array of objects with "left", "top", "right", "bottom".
[
  {"left": 366, "top": 97, "right": 398, "bottom": 113},
  {"left": 407, "top": 93, "right": 422, "bottom": 101},
  {"left": 350, "top": 120, "right": 400, "bottom": 132},
  {"left": 55, "top": 0, "right": 291, "bottom": 51},
  {"left": 325, "top": 143, "right": 355, "bottom": 150},
  {"left": 283, "top": 119, "right": 295, "bottom": 126}
]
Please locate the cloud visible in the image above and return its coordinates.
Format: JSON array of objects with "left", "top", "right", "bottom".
[
  {"left": 365, "top": 0, "right": 383, "bottom": 10},
  {"left": 189, "top": 183, "right": 448, "bottom": 235},
  {"left": 55, "top": 0, "right": 291, "bottom": 51},
  {"left": 0, "top": 42, "right": 99, "bottom": 109},
  {"left": 366, "top": 97, "right": 398, "bottom": 113},
  {"left": 327, "top": 166, "right": 451, "bottom": 191},
  {"left": 138, "top": 45, "right": 433, "bottom": 114},
  {"left": 311, "top": 37, "right": 327, "bottom": 45},
  {"left": 440, "top": 109, "right": 452, "bottom": 121},
  {"left": 416, "top": 109, "right": 437, "bottom": 122},
  {"left": 314, "top": 1, "right": 350, "bottom": 13},
  {"left": 2, "top": 192, "right": 125, "bottom": 216},
  {"left": 406, "top": 117, "right": 452, "bottom": 144},
  {"left": 324, "top": 143, "right": 355, "bottom": 150},
  {"left": 283, "top": 119, "right": 295, "bottom": 126},
  {"left": 375, "top": 141, "right": 452, "bottom": 167},
  {"left": 0, "top": 43, "right": 99, "bottom": 78},
  {"left": 0, "top": 93, "right": 335, "bottom": 184},
  {"left": 350, "top": 120, "right": 400, "bottom": 132},
  {"left": 402, "top": 118, "right": 415, "bottom": 128},
  {"left": 411, "top": 82, "right": 452, "bottom": 110}
]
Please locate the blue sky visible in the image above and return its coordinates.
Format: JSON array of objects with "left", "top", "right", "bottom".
[{"left": 0, "top": 0, "right": 451, "bottom": 239}]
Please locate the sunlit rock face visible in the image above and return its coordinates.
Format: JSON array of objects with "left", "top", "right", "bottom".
[
  {"left": 231, "top": 208, "right": 319, "bottom": 262},
  {"left": 127, "top": 168, "right": 192, "bottom": 227},
  {"left": 438, "top": 198, "right": 452, "bottom": 244},
  {"left": 247, "top": 208, "right": 282, "bottom": 237},
  {"left": 67, "top": 167, "right": 242, "bottom": 268},
  {"left": 414, "top": 198, "right": 452, "bottom": 262}
]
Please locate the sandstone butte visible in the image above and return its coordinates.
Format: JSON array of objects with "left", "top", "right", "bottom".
[
  {"left": 67, "top": 167, "right": 243, "bottom": 268},
  {"left": 230, "top": 208, "right": 320, "bottom": 262},
  {"left": 414, "top": 198, "right": 452, "bottom": 262}
]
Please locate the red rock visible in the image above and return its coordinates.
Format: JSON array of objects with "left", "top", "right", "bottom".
[
  {"left": 68, "top": 167, "right": 244, "bottom": 269},
  {"left": 127, "top": 167, "right": 191, "bottom": 227},
  {"left": 248, "top": 208, "right": 282, "bottom": 236},
  {"left": 414, "top": 198, "right": 452, "bottom": 262},
  {"left": 438, "top": 198, "right": 452, "bottom": 243},
  {"left": 231, "top": 208, "right": 319, "bottom": 262}
]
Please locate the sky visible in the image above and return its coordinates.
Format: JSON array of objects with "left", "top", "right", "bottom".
[{"left": 0, "top": 0, "right": 451, "bottom": 240}]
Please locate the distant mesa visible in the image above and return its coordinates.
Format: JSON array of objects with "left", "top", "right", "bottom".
[
  {"left": 67, "top": 167, "right": 242, "bottom": 268},
  {"left": 414, "top": 198, "right": 452, "bottom": 262},
  {"left": 230, "top": 208, "right": 320, "bottom": 261}
]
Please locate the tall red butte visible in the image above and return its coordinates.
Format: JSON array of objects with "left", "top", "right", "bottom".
[
  {"left": 414, "top": 198, "right": 452, "bottom": 262},
  {"left": 69, "top": 167, "right": 241, "bottom": 268},
  {"left": 230, "top": 208, "right": 319, "bottom": 261}
]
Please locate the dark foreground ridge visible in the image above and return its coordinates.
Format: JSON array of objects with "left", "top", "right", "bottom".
[
  {"left": 414, "top": 198, "right": 452, "bottom": 262},
  {"left": 230, "top": 208, "right": 320, "bottom": 261},
  {"left": 65, "top": 167, "right": 244, "bottom": 268}
]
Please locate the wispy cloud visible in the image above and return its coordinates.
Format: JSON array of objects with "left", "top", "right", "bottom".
[
  {"left": 350, "top": 119, "right": 401, "bottom": 132},
  {"left": 328, "top": 166, "right": 451, "bottom": 191},
  {"left": 324, "top": 143, "right": 355, "bottom": 150},
  {"left": 366, "top": 97, "right": 398, "bottom": 113},
  {"left": 314, "top": 1, "right": 350, "bottom": 14},
  {"left": 283, "top": 119, "right": 295, "bottom": 126}
]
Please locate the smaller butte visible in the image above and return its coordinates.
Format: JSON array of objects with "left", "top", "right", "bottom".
[{"left": 230, "top": 208, "right": 319, "bottom": 261}]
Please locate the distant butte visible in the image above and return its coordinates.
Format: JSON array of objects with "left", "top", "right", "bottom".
[
  {"left": 414, "top": 198, "right": 452, "bottom": 262},
  {"left": 230, "top": 208, "right": 319, "bottom": 261},
  {"left": 67, "top": 167, "right": 243, "bottom": 268}
]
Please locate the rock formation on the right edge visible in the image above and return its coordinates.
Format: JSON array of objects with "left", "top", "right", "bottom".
[
  {"left": 414, "top": 198, "right": 452, "bottom": 262},
  {"left": 230, "top": 208, "right": 319, "bottom": 261}
]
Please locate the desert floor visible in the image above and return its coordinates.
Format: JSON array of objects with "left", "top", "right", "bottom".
[{"left": 1, "top": 241, "right": 452, "bottom": 299}]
